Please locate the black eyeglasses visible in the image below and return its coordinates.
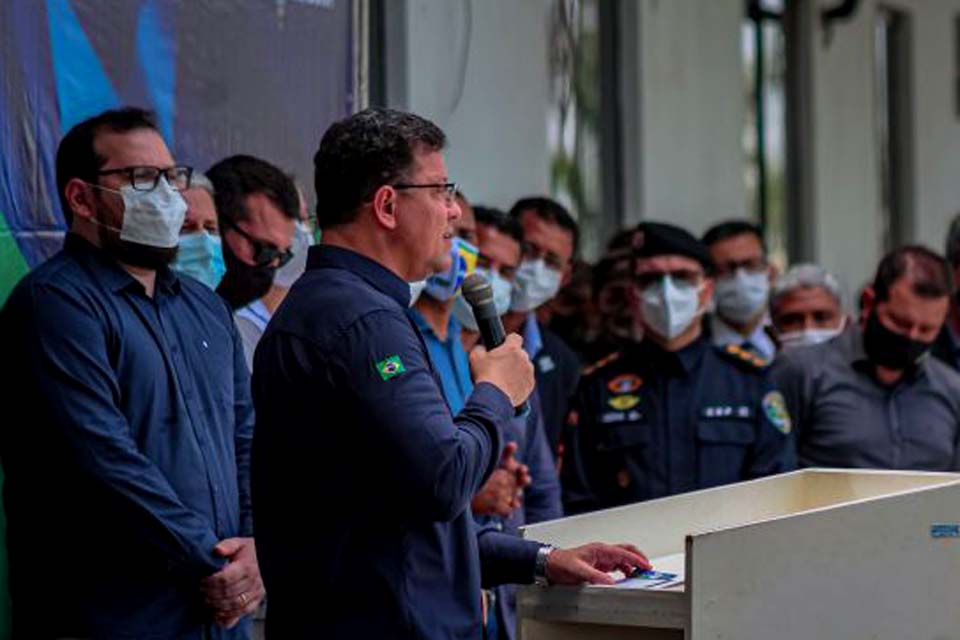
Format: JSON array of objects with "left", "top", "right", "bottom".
[
  {"left": 393, "top": 182, "right": 458, "bottom": 205},
  {"left": 96, "top": 165, "right": 193, "bottom": 192},
  {"left": 221, "top": 216, "right": 294, "bottom": 268}
]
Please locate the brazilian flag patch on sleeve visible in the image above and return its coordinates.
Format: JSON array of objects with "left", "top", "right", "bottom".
[{"left": 376, "top": 355, "right": 406, "bottom": 381}]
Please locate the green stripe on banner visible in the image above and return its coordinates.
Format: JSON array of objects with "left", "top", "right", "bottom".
[
  {"left": 0, "top": 210, "right": 30, "bottom": 308},
  {"left": 0, "top": 210, "right": 24, "bottom": 639}
]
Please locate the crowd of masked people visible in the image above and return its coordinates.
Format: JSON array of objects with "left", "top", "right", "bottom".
[{"left": 2, "top": 104, "right": 959, "bottom": 639}]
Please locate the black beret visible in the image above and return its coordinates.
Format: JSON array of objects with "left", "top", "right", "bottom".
[{"left": 633, "top": 222, "right": 714, "bottom": 271}]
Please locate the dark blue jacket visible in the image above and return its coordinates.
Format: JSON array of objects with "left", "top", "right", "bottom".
[
  {"left": 252, "top": 245, "right": 541, "bottom": 639},
  {"left": 562, "top": 336, "right": 795, "bottom": 514},
  {"left": 0, "top": 235, "right": 253, "bottom": 639}
]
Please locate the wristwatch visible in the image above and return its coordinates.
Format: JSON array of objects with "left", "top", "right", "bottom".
[{"left": 533, "top": 544, "right": 556, "bottom": 587}]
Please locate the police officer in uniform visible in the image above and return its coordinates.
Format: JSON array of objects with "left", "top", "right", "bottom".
[{"left": 561, "top": 222, "right": 795, "bottom": 515}]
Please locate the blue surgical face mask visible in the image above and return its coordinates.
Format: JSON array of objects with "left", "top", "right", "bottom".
[
  {"left": 273, "top": 222, "right": 314, "bottom": 289},
  {"left": 452, "top": 267, "right": 515, "bottom": 332},
  {"left": 90, "top": 177, "right": 187, "bottom": 248},
  {"left": 424, "top": 237, "right": 478, "bottom": 302},
  {"left": 510, "top": 258, "right": 562, "bottom": 313},
  {"left": 172, "top": 230, "right": 226, "bottom": 290}
]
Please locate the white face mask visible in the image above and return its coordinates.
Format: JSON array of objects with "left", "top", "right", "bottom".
[
  {"left": 408, "top": 280, "right": 427, "bottom": 307},
  {"left": 510, "top": 258, "right": 562, "bottom": 313},
  {"left": 778, "top": 324, "right": 845, "bottom": 350},
  {"left": 91, "top": 178, "right": 187, "bottom": 249},
  {"left": 452, "top": 267, "right": 514, "bottom": 332},
  {"left": 273, "top": 222, "right": 314, "bottom": 289},
  {"left": 714, "top": 268, "right": 769, "bottom": 324},
  {"left": 639, "top": 275, "right": 704, "bottom": 341}
]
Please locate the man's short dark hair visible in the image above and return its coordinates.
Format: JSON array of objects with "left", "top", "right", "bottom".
[
  {"left": 872, "top": 245, "right": 953, "bottom": 302},
  {"left": 701, "top": 219, "right": 766, "bottom": 253},
  {"left": 207, "top": 155, "right": 299, "bottom": 225},
  {"left": 473, "top": 205, "right": 523, "bottom": 245},
  {"left": 55, "top": 107, "right": 159, "bottom": 226},
  {"left": 312, "top": 108, "right": 446, "bottom": 230},
  {"left": 508, "top": 196, "right": 579, "bottom": 255}
]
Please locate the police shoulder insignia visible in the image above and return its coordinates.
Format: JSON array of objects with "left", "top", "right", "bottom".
[
  {"left": 720, "top": 344, "right": 769, "bottom": 370},
  {"left": 607, "top": 374, "right": 643, "bottom": 394},
  {"left": 581, "top": 351, "right": 621, "bottom": 377},
  {"left": 375, "top": 355, "right": 406, "bottom": 381},
  {"left": 761, "top": 391, "right": 791, "bottom": 435}
]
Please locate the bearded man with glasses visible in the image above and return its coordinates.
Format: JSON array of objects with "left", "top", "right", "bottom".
[{"left": 0, "top": 107, "right": 262, "bottom": 638}]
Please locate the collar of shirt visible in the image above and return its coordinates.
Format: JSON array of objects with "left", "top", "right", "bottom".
[
  {"left": 709, "top": 313, "right": 776, "bottom": 360},
  {"left": 522, "top": 312, "right": 543, "bottom": 359},
  {"left": 307, "top": 244, "right": 410, "bottom": 308},
  {"left": 63, "top": 233, "right": 181, "bottom": 296},
  {"left": 408, "top": 307, "right": 462, "bottom": 344},
  {"left": 634, "top": 334, "right": 708, "bottom": 375},
  {"left": 236, "top": 298, "right": 271, "bottom": 331}
]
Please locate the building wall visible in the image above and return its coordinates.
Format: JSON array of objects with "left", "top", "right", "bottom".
[
  {"left": 808, "top": 0, "right": 960, "bottom": 298},
  {"left": 388, "top": 0, "right": 551, "bottom": 211},
  {"left": 631, "top": 0, "right": 747, "bottom": 235},
  {"left": 388, "top": 0, "right": 960, "bottom": 290}
]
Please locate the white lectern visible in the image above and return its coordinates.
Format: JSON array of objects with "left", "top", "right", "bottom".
[{"left": 518, "top": 469, "right": 960, "bottom": 639}]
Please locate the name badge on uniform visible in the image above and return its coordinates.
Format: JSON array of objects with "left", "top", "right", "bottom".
[
  {"left": 701, "top": 405, "right": 752, "bottom": 420},
  {"left": 600, "top": 409, "right": 642, "bottom": 424}
]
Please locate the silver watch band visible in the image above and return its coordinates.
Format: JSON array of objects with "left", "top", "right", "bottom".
[{"left": 533, "top": 544, "right": 555, "bottom": 586}]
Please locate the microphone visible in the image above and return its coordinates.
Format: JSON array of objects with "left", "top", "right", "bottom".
[{"left": 462, "top": 273, "right": 529, "bottom": 416}]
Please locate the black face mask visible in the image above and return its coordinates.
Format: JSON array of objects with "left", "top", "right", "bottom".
[
  {"left": 216, "top": 245, "right": 276, "bottom": 309},
  {"left": 863, "top": 312, "right": 931, "bottom": 370}
]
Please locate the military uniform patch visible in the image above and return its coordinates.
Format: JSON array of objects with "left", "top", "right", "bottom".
[
  {"left": 607, "top": 374, "right": 643, "bottom": 394},
  {"left": 762, "top": 391, "right": 791, "bottom": 434},
  {"left": 608, "top": 394, "right": 641, "bottom": 411},
  {"left": 376, "top": 355, "right": 406, "bottom": 380}
]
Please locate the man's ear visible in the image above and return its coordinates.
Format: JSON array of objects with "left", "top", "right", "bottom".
[
  {"left": 767, "top": 262, "right": 779, "bottom": 283},
  {"left": 371, "top": 185, "right": 399, "bottom": 230},
  {"left": 64, "top": 178, "right": 95, "bottom": 223},
  {"left": 860, "top": 286, "right": 877, "bottom": 326},
  {"left": 560, "top": 262, "right": 573, "bottom": 288},
  {"left": 700, "top": 276, "right": 715, "bottom": 308}
]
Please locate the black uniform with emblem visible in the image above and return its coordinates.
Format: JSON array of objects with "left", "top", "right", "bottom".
[{"left": 560, "top": 222, "right": 795, "bottom": 515}]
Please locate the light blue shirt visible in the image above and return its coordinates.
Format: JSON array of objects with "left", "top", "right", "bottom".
[
  {"left": 710, "top": 313, "right": 776, "bottom": 361},
  {"left": 407, "top": 308, "right": 474, "bottom": 414}
]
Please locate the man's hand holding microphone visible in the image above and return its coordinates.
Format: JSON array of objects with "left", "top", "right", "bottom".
[{"left": 461, "top": 273, "right": 653, "bottom": 585}]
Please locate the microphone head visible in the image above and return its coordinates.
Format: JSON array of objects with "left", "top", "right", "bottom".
[{"left": 461, "top": 272, "right": 494, "bottom": 308}]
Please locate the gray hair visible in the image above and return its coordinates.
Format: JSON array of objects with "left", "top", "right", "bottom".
[
  {"left": 188, "top": 171, "right": 215, "bottom": 197},
  {"left": 770, "top": 263, "right": 843, "bottom": 310},
  {"left": 945, "top": 212, "right": 960, "bottom": 268}
]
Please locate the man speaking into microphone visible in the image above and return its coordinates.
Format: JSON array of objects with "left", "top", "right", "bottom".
[{"left": 251, "top": 108, "right": 648, "bottom": 638}]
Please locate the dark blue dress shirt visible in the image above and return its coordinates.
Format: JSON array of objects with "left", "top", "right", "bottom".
[
  {"left": 251, "top": 245, "right": 541, "bottom": 640},
  {"left": 0, "top": 234, "right": 254, "bottom": 639}
]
